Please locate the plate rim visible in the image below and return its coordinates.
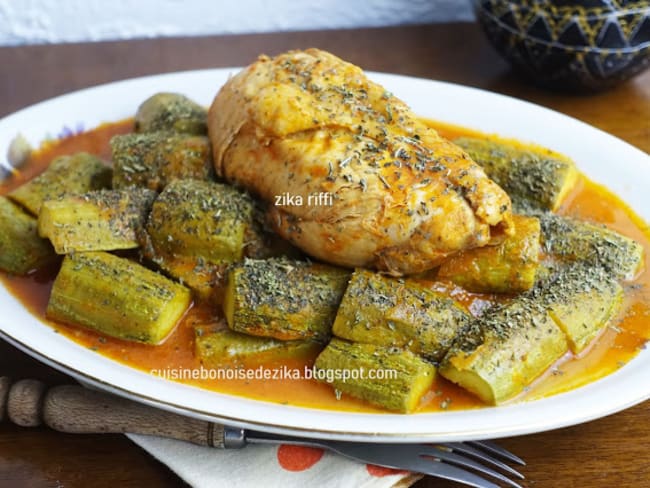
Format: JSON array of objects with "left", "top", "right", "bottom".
[
  {"left": 1, "top": 67, "right": 649, "bottom": 442},
  {"left": 3, "top": 328, "right": 649, "bottom": 443}
]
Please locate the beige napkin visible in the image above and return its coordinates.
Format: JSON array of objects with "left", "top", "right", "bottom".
[{"left": 128, "top": 433, "right": 422, "bottom": 488}]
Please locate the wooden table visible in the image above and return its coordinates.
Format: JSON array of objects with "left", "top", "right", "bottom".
[{"left": 1, "top": 23, "right": 649, "bottom": 488}]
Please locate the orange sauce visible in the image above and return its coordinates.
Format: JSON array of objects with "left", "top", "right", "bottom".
[{"left": 1, "top": 119, "right": 648, "bottom": 413}]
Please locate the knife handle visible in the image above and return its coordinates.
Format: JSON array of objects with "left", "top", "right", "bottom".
[{"left": 0, "top": 376, "right": 236, "bottom": 448}]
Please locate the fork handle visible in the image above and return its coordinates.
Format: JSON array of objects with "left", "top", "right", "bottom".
[{"left": 1, "top": 377, "right": 235, "bottom": 448}]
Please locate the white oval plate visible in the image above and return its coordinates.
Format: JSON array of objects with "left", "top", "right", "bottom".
[{"left": 1, "top": 69, "right": 649, "bottom": 442}]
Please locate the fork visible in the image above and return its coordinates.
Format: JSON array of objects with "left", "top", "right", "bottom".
[{"left": 1, "top": 377, "right": 525, "bottom": 488}]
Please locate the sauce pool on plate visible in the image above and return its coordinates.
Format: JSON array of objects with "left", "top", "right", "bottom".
[{"left": 1, "top": 118, "right": 648, "bottom": 413}]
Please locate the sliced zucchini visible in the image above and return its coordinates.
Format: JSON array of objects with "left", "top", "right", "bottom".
[
  {"left": 111, "top": 132, "right": 213, "bottom": 190},
  {"left": 0, "top": 196, "right": 54, "bottom": 274},
  {"left": 146, "top": 254, "right": 227, "bottom": 303},
  {"left": 38, "top": 188, "right": 156, "bottom": 254},
  {"left": 540, "top": 213, "right": 644, "bottom": 280},
  {"left": 539, "top": 264, "right": 623, "bottom": 354},
  {"left": 144, "top": 179, "right": 261, "bottom": 264},
  {"left": 439, "top": 297, "right": 569, "bottom": 405},
  {"left": 135, "top": 93, "right": 207, "bottom": 135},
  {"left": 195, "top": 326, "right": 321, "bottom": 367},
  {"left": 141, "top": 180, "right": 269, "bottom": 300},
  {"left": 331, "top": 269, "right": 469, "bottom": 362},
  {"left": 46, "top": 251, "right": 191, "bottom": 344},
  {"left": 455, "top": 137, "right": 578, "bottom": 212},
  {"left": 314, "top": 338, "right": 436, "bottom": 413},
  {"left": 224, "top": 258, "right": 350, "bottom": 341},
  {"left": 437, "top": 214, "right": 541, "bottom": 294},
  {"left": 9, "top": 153, "right": 111, "bottom": 215},
  {"left": 146, "top": 243, "right": 300, "bottom": 304}
]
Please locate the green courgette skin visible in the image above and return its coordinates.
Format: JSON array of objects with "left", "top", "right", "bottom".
[
  {"left": 440, "top": 259, "right": 625, "bottom": 403},
  {"left": 224, "top": 258, "right": 350, "bottom": 341},
  {"left": 314, "top": 338, "right": 436, "bottom": 413},
  {"left": 144, "top": 179, "right": 260, "bottom": 263},
  {"left": 135, "top": 93, "right": 207, "bottom": 135},
  {"left": 38, "top": 188, "right": 156, "bottom": 254},
  {"left": 9, "top": 153, "right": 112, "bottom": 216},
  {"left": 539, "top": 213, "right": 644, "bottom": 280},
  {"left": 195, "top": 326, "right": 321, "bottom": 367},
  {"left": 537, "top": 263, "right": 623, "bottom": 354},
  {"left": 141, "top": 179, "right": 268, "bottom": 301},
  {"left": 47, "top": 251, "right": 191, "bottom": 344},
  {"left": 455, "top": 137, "right": 577, "bottom": 212},
  {"left": 146, "top": 255, "right": 227, "bottom": 303},
  {"left": 437, "top": 214, "right": 541, "bottom": 293},
  {"left": 332, "top": 269, "right": 469, "bottom": 362},
  {"left": 0, "top": 196, "right": 54, "bottom": 274},
  {"left": 111, "top": 132, "right": 213, "bottom": 191},
  {"left": 440, "top": 297, "right": 569, "bottom": 405}
]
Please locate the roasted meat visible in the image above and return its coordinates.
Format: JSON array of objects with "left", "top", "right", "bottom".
[{"left": 208, "top": 49, "right": 513, "bottom": 274}]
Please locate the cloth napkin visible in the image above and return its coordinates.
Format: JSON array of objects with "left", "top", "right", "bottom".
[{"left": 128, "top": 433, "right": 422, "bottom": 488}]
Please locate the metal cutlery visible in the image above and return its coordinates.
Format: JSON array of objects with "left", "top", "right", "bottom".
[{"left": 1, "top": 377, "right": 525, "bottom": 488}]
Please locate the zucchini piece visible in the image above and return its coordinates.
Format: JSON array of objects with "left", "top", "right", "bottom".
[
  {"left": 314, "top": 338, "right": 436, "bottom": 413},
  {"left": 439, "top": 297, "right": 569, "bottom": 405},
  {"left": 455, "top": 137, "right": 578, "bottom": 212},
  {"left": 539, "top": 264, "right": 623, "bottom": 354},
  {"left": 9, "top": 153, "right": 111, "bottom": 215},
  {"left": 144, "top": 179, "right": 260, "bottom": 263},
  {"left": 195, "top": 326, "right": 321, "bottom": 367},
  {"left": 147, "top": 254, "right": 227, "bottom": 303},
  {"left": 135, "top": 93, "right": 207, "bottom": 135},
  {"left": 224, "top": 258, "right": 350, "bottom": 341},
  {"left": 111, "top": 132, "right": 213, "bottom": 191},
  {"left": 141, "top": 180, "right": 269, "bottom": 300},
  {"left": 243, "top": 229, "right": 305, "bottom": 261},
  {"left": 540, "top": 213, "right": 644, "bottom": 280},
  {"left": 146, "top": 240, "right": 301, "bottom": 303},
  {"left": 46, "top": 251, "right": 191, "bottom": 344},
  {"left": 437, "top": 214, "right": 541, "bottom": 293},
  {"left": 331, "top": 269, "right": 469, "bottom": 362},
  {"left": 38, "top": 188, "right": 156, "bottom": 254},
  {"left": 0, "top": 196, "right": 54, "bottom": 274}
]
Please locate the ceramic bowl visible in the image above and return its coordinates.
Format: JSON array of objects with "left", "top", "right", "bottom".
[{"left": 474, "top": 0, "right": 650, "bottom": 91}]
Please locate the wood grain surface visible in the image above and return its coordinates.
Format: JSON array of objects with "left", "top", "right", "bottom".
[
  {"left": 1, "top": 379, "right": 227, "bottom": 448},
  {"left": 1, "top": 23, "right": 649, "bottom": 488}
]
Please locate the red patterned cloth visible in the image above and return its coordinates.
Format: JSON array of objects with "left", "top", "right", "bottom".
[{"left": 128, "top": 433, "right": 418, "bottom": 487}]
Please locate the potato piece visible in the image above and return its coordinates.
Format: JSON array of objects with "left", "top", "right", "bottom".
[
  {"left": 437, "top": 214, "right": 541, "bottom": 293},
  {"left": 38, "top": 188, "right": 156, "bottom": 254},
  {"left": 314, "top": 338, "right": 436, "bottom": 413},
  {"left": 47, "top": 251, "right": 191, "bottom": 344},
  {"left": 195, "top": 326, "right": 321, "bottom": 367},
  {"left": 0, "top": 196, "right": 54, "bottom": 274},
  {"left": 540, "top": 213, "right": 644, "bottom": 280},
  {"left": 332, "top": 269, "right": 469, "bottom": 361},
  {"left": 224, "top": 258, "right": 350, "bottom": 341},
  {"left": 439, "top": 298, "right": 569, "bottom": 405},
  {"left": 455, "top": 137, "right": 577, "bottom": 212},
  {"left": 111, "top": 132, "right": 213, "bottom": 191},
  {"left": 9, "top": 153, "right": 111, "bottom": 215},
  {"left": 135, "top": 93, "right": 207, "bottom": 135}
]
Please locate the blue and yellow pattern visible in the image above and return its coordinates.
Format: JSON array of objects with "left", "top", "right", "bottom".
[{"left": 474, "top": 0, "right": 650, "bottom": 91}]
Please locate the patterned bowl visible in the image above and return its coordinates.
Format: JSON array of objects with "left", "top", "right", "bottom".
[{"left": 474, "top": 0, "right": 650, "bottom": 91}]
